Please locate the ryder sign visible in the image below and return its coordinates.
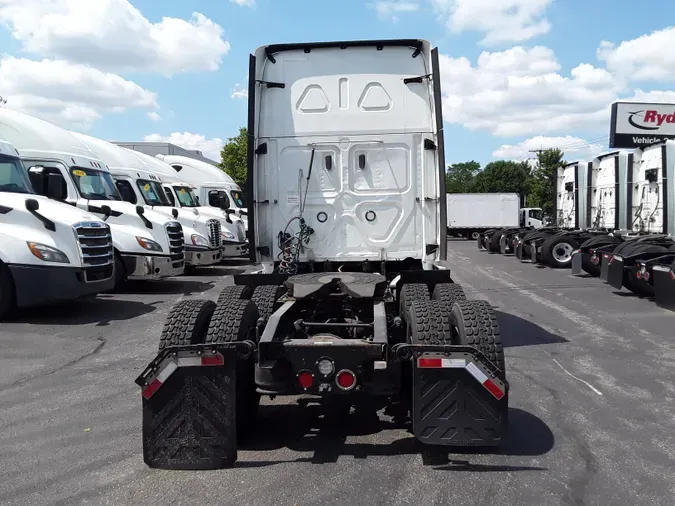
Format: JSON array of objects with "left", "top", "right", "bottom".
[{"left": 610, "top": 102, "right": 675, "bottom": 148}]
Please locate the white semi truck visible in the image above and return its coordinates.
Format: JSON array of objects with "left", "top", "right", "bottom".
[
  {"left": 0, "top": 109, "right": 185, "bottom": 287},
  {"left": 123, "top": 149, "right": 248, "bottom": 258},
  {"left": 153, "top": 154, "right": 248, "bottom": 230},
  {"left": 137, "top": 38, "right": 509, "bottom": 471},
  {"left": 0, "top": 138, "right": 115, "bottom": 319},
  {"left": 69, "top": 132, "right": 224, "bottom": 268}
]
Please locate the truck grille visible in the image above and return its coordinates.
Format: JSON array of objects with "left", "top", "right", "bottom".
[
  {"left": 207, "top": 219, "right": 222, "bottom": 249},
  {"left": 73, "top": 221, "right": 114, "bottom": 282},
  {"left": 166, "top": 221, "right": 185, "bottom": 268}
]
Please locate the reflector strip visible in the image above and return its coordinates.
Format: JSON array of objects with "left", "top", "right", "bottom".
[
  {"left": 417, "top": 357, "right": 466, "bottom": 368},
  {"left": 483, "top": 379, "right": 505, "bottom": 400},
  {"left": 465, "top": 362, "right": 488, "bottom": 383},
  {"left": 141, "top": 352, "right": 226, "bottom": 399},
  {"left": 417, "top": 355, "right": 506, "bottom": 400}
]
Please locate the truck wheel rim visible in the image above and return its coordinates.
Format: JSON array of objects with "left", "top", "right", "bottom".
[{"left": 553, "top": 243, "right": 574, "bottom": 263}]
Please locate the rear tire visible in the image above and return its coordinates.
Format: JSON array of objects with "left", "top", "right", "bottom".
[
  {"left": 158, "top": 299, "right": 216, "bottom": 351},
  {"left": 489, "top": 230, "right": 505, "bottom": 252},
  {"left": 399, "top": 283, "right": 429, "bottom": 321},
  {"left": 0, "top": 262, "right": 15, "bottom": 321},
  {"left": 250, "top": 284, "right": 285, "bottom": 321},
  {"left": 408, "top": 300, "right": 453, "bottom": 345},
  {"left": 450, "top": 300, "right": 505, "bottom": 376},
  {"left": 431, "top": 283, "right": 466, "bottom": 308},
  {"left": 217, "top": 284, "right": 253, "bottom": 305},
  {"left": 206, "top": 298, "right": 260, "bottom": 436},
  {"left": 541, "top": 235, "right": 579, "bottom": 268}
]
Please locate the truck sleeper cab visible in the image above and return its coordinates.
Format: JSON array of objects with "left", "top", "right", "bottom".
[
  {"left": 0, "top": 109, "right": 185, "bottom": 286},
  {"left": 0, "top": 138, "right": 114, "bottom": 319},
  {"left": 123, "top": 149, "right": 248, "bottom": 258},
  {"left": 69, "top": 132, "right": 223, "bottom": 268}
]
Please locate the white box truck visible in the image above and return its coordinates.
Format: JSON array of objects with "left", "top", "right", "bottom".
[{"left": 446, "top": 192, "right": 522, "bottom": 240}]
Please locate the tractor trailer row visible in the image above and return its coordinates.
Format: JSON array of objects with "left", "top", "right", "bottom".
[
  {"left": 476, "top": 140, "right": 675, "bottom": 309},
  {"left": 0, "top": 108, "right": 248, "bottom": 320}
]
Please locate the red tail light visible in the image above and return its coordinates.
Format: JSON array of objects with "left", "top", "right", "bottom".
[
  {"left": 644, "top": 271, "right": 650, "bottom": 281},
  {"left": 336, "top": 370, "right": 357, "bottom": 391},
  {"left": 297, "top": 371, "right": 314, "bottom": 390},
  {"left": 669, "top": 270, "right": 675, "bottom": 281}
]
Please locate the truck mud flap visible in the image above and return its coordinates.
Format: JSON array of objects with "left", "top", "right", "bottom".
[
  {"left": 600, "top": 253, "right": 612, "bottom": 282},
  {"left": 405, "top": 346, "right": 508, "bottom": 447},
  {"left": 606, "top": 256, "right": 625, "bottom": 290},
  {"left": 653, "top": 265, "right": 675, "bottom": 310},
  {"left": 515, "top": 241, "right": 525, "bottom": 260},
  {"left": 136, "top": 343, "right": 254, "bottom": 470},
  {"left": 571, "top": 250, "right": 584, "bottom": 275},
  {"left": 477, "top": 235, "right": 485, "bottom": 250},
  {"left": 499, "top": 235, "right": 509, "bottom": 255}
]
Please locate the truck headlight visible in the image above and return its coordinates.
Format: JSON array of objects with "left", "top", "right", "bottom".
[
  {"left": 136, "top": 236, "right": 163, "bottom": 252},
  {"left": 221, "top": 230, "right": 235, "bottom": 240},
  {"left": 26, "top": 242, "right": 70, "bottom": 263},
  {"left": 191, "top": 234, "right": 210, "bottom": 247}
]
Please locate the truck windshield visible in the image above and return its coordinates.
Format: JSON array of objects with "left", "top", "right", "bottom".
[
  {"left": 173, "top": 185, "right": 199, "bottom": 207},
  {"left": 137, "top": 179, "right": 170, "bottom": 206},
  {"left": 71, "top": 167, "right": 121, "bottom": 200},
  {"left": 0, "top": 155, "right": 34, "bottom": 194},
  {"left": 230, "top": 190, "right": 245, "bottom": 208},
  {"left": 529, "top": 209, "right": 543, "bottom": 220}
]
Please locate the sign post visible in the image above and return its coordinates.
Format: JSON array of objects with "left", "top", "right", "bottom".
[{"left": 609, "top": 102, "right": 675, "bottom": 148}]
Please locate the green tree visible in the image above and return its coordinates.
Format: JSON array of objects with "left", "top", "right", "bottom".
[
  {"left": 529, "top": 148, "right": 565, "bottom": 215},
  {"left": 445, "top": 161, "right": 481, "bottom": 193},
  {"left": 218, "top": 127, "right": 248, "bottom": 194},
  {"left": 472, "top": 160, "right": 533, "bottom": 197}
]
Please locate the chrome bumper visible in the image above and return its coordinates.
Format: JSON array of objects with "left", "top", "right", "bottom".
[
  {"left": 222, "top": 241, "right": 248, "bottom": 258},
  {"left": 185, "top": 247, "right": 223, "bottom": 266},
  {"left": 122, "top": 254, "right": 185, "bottom": 280}
]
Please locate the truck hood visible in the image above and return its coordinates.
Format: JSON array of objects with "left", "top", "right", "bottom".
[{"left": 3, "top": 192, "right": 101, "bottom": 225}]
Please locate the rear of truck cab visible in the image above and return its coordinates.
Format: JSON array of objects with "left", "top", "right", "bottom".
[{"left": 0, "top": 139, "right": 114, "bottom": 316}]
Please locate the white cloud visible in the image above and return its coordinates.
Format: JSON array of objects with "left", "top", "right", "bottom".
[
  {"left": 231, "top": 84, "right": 248, "bottom": 99},
  {"left": 492, "top": 135, "right": 606, "bottom": 161},
  {"left": 438, "top": 46, "right": 622, "bottom": 137},
  {"left": 431, "top": 0, "right": 553, "bottom": 46},
  {"left": 230, "top": 0, "right": 255, "bottom": 6},
  {"left": 147, "top": 111, "right": 162, "bottom": 122},
  {"left": 372, "top": 1, "right": 419, "bottom": 22},
  {"left": 0, "top": 0, "right": 230, "bottom": 76},
  {"left": 0, "top": 56, "right": 158, "bottom": 130},
  {"left": 597, "top": 27, "right": 675, "bottom": 82},
  {"left": 143, "top": 132, "right": 224, "bottom": 163}
]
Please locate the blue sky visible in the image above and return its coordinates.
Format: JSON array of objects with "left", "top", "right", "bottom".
[{"left": 1, "top": 0, "right": 675, "bottom": 167}]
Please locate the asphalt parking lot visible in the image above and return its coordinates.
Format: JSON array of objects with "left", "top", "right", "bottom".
[{"left": 1, "top": 242, "right": 675, "bottom": 506}]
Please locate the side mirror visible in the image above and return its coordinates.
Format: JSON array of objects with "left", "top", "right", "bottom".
[
  {"left": 136, "top": 205, "right": 145, "bottom": 215},
  {"left": 46, "top": 173, "right": 65, "bottom": 200},
  {"left": 25, "top": 199, "right": 39, "bottom": 212},
  {"left": 219, "top": 195, "right": 229, "bottom": 210}
]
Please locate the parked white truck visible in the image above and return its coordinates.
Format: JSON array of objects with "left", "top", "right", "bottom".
[
  {"left": 0, "top": 138, "right": 115, "bottom": 319},
  {"left": 137, "top": 38, "right": 510, "bottom": 472},
  {"left": 447, "top": 193, "right": 544, "bottom": 241},
  {"left": 123, "top": 149, "right": 248, "bottom": 258},
  {"left": 0, "top": 108, "right": 185, "bottom": 287},
  {"left": 154, "top": 154, "right": 248, "bottom": 230},
  {"left": 69, "top": 131, "right": 224, "bottom": 268}
]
